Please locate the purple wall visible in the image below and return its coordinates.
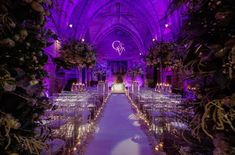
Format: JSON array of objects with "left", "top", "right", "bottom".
[{"left": 44, "top": 0, "right": 184, "bottom": 92}]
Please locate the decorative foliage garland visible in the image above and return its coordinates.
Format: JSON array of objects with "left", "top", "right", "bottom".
[
  {"left": 56, "top": 40, "right": 96, "bottom": 69},
  {"left": 0, "top": 0, "right": 54, "bottom": 154},
  {"left": 167, "top": 0, "right": 235, "bottom": 154}
]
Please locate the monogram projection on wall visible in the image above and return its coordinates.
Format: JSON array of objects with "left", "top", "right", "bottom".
[{"left": 112, "top": 40, "right": 125, "bottom": 56}]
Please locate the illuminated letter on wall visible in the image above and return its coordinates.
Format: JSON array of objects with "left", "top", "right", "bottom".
[{"left": 112, "top": 40, "right": 125, "bottom": 56}]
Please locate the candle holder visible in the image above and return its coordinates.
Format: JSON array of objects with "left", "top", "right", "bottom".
[{"left": 155, "top": 83, "right": 172, "bottom": 94}]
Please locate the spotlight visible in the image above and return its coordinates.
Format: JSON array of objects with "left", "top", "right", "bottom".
[
  {"left": 152, "top": 38, "right": 156, "bottom": 42},
  {"left": 165, "top": 24, "right": 169, "bottom": 28},
  {"left": 81, "top": 38, "right": 85, "bottom": 42},
  {"left": 139, "top": 53, "right": 142, "bottom": 56},
  {"left": 69, "top": 24, "right": 73, "bottom": 28}
]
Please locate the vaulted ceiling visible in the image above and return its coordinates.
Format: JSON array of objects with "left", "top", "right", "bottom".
[{"left": 49, "top": 0, "right": 183, "bottom": 60}]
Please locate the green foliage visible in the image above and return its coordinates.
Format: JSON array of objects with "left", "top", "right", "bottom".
[
  {"left": 55, "top": 40, "right": 96, "bottom": 69},
  {"left": 167, "top": 0, "right": 235, "bottom": 153},
  {"left": 0, "top": 0, "right": 54, "bottom": 154},
  {"left": 145, "top": 42, "right": 177, "bottom": 68}
]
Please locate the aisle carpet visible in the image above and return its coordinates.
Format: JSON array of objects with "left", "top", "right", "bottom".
[{"left": 84, "top": 94, "right": 154, "bottom": 155}]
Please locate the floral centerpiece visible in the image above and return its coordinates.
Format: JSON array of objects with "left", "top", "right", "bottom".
[{"left": 0, "top": 0, "right": 55, "bottom": 154}]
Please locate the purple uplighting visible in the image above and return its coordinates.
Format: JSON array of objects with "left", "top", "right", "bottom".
[
  {"left": 2, "top": 0, "right": 234, "bottom": 155},
  {"left": 43, "top": 0, "right": 184, "bottom": 99}
]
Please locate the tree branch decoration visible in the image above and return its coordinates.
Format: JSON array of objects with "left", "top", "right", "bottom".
[
  {"left": 0, "top": 0, "right": 54, "bottom": 154},
  {"left": 57, "top": 40, "right": 96, "bottom": 69}
]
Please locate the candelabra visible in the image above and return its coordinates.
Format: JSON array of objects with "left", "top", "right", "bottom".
[
  {"left": 155, "top": 83, "right": 172, "bottom": 93},
  {"left": 71, "top": 83, "right": 86, "bottom": 92}
]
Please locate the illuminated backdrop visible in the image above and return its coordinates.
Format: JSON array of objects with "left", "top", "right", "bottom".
[{"left": 44, "top": 0, "right": 184, "bottom": 92}]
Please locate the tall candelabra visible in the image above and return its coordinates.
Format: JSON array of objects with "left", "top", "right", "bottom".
[
  {"left": 155, "top": 83, "right": 172, "bottom": 93},
  {"left": 71, "top": 83, "right": 86, "bottom": 92}
]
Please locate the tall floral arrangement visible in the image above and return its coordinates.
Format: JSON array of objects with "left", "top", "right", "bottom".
[
  {"left": 56, "top": 40, "right": 96, "bottom": 69},
  {"left": 0, "top": 0, "right": 55, "bottom": 154},
  {"left": 145, "top": 42, "right": 176, "bottom": 68},
  {"left": 127, "top": 63, "right": 144, "bottom": 81},
  {"left": 167, "top": 0, "right": 235, "bottom": 154}
]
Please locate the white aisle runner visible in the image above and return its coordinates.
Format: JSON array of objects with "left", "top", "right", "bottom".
[{"left": 84, "top": 94, "right": 154, "bottom": 155}]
